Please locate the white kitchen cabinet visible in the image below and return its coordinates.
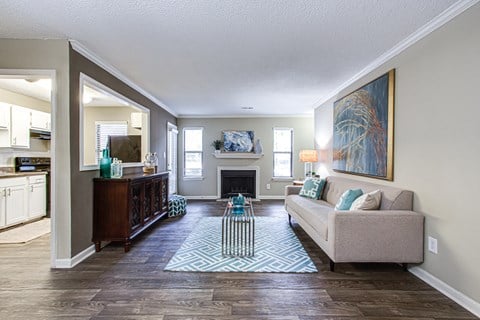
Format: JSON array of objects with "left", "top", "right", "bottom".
[
  {"left": 0, "top": 186, "right": 5, "bottom": 228},
  {"left": 27, "top": 175, "right": 46, "bottom": 219},
  {"left": 0, "top": 102, "right": 11, "bottom": 147},
  {"left": 10, "top": 105, "right": 30, "bottom": 148},
  {"left": 30, "top": 110, "right": 51, "bottom": 132},
  {"left": 130, "top": 112, "right": 143, "bottom": 129},
  {"left": 0, "top": 102, "right": 10, "bottom": 129},
  {"left": 0, "top": 177, "right": 27, "bottom": 228}
]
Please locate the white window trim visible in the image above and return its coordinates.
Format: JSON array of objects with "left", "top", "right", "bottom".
[
  {"left": 183, "top": 127, "right": 204, "bottom": 179},
  {"left": 79, "top": 72, "right": 150, "bottom": 171},
  {"left": 273, "top": 127, "right": 294, "bottom": 179}
]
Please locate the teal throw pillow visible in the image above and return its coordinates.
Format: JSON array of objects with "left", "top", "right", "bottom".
[
  {"left": 335, "top": 189, "right": 363, "bottom": 210},
  {"left": 299, "top": 178, "right": 326, "bottom": 199}
]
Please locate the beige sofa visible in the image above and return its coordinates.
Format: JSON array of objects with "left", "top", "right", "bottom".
[{"left": 285, "top": 176, "right": 424, "bottom": 271}]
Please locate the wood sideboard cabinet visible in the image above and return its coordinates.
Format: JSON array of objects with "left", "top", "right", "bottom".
[{"left": 93, "top": 171, "right": 168, "bottom": 252}]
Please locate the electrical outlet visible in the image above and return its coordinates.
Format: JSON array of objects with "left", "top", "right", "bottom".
[
  {"left": 428, "top": 236, "right": 438, "bottom": 254},
  {"left": 266, "top": 183, "right": 271, "bottom": 190}
]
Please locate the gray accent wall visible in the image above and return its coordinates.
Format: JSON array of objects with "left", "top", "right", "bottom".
[
  {"left": 314, "top": 4, "right": 480, "bottom": 302},
  {"left": 177, "top": 117, "right": 314, "bottom": 198},
  {"left": 69, "top": 46, "right": 177, "bottom": 256}
]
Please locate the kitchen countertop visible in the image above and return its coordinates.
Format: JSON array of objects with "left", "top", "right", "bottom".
[{"left": 0, "top": 171, "right": 48, "bottom": 179}]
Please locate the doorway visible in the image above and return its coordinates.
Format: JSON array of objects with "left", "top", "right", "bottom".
[
  {"left": 0, "top": 70, "right": 55, "bottom": 264},
  {"left": 167, "top": 122, "right": 178, "bottom": 195}
]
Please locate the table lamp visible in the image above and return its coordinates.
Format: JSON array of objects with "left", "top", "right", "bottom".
[{"left": 299, "top": 149, "right": 318, "bottom": 178}]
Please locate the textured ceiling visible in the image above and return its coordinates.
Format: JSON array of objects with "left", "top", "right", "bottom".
[{"left": 0, "top": 0, "right": 462, "bottom": 117}]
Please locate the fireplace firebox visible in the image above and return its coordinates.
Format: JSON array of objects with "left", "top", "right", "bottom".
[{"left": 221, "top": 170, "right": 256, "bottom": 199}]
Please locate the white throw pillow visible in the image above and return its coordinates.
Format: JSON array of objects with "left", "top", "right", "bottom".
[{"left": 350, "top": 189, "right": 382, "bottom": 210}]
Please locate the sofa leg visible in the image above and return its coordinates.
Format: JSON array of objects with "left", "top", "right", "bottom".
[
  {"left": 329, "top": 259, "right": 335, "bottom": 272},
  {"left": 402, "top": 263, "right": 408, "bottom": 272},
  {"left": 288, "top": 214, "right": 292, "bottom": 227}
]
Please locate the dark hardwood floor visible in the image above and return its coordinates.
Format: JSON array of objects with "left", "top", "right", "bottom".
[{"left": 0, "top": 200, "right": 476, "bottom": 319}]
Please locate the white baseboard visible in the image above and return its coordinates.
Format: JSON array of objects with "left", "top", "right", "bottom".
[
  {"left": 259, "top": 195, "right": 285, "bottom": 200},
  {"left": 409, "top": 266, "right": 480, "bottom": 317},
  {"left": 54, "top": 244, "right": 96, "bottom": 269},
  {"left": 184, "top": 195, "right": 285, "bottom": 200},
  {"left": 184, "top": 195, "right": 218, "bottom": 200}
]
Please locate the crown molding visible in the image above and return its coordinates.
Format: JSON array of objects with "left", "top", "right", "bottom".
[
  {"left": 178, "top": 113, "right": 313, "bottom": 119},
  {"left": 69, "top": 40, "right": 178, "bottom": 117},
  {"left": 312, "top": 0, "right": 480, "bottom": 108}
]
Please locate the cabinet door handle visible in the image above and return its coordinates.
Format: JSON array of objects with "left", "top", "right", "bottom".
[
  {"left": 7, "top": 188, "right": 11, "bottom": 196},
  {"left": 2, "top": 189, "right": 5, "bottom": 197},
  {"left": 31, "top": 185, "right": 34, "bottom": 192}
]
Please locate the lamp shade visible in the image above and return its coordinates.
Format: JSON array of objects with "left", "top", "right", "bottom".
[{"left": 299, "top": 149, "right": 318, "bottom": 162}]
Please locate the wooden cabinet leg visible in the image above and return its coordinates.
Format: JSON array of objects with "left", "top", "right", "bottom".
[
  {"left": 124, "top": 240, "right": 131, "bottom": 252},
  {"left": 329, "top": 259, "right": 335, "bottom": 272},
  {"left": 94, "top": 241, "right": 101, "bottom": 252}
]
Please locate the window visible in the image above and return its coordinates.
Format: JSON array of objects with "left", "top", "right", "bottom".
[
  {"left": 183, "top": 127, "right": 203, "bottom": 178},
  {"left": 273, "top": 128, "right": 293, "bottom": 178},
  {"left": 95, "top": 121, "right": 128, "bottom": 164}
]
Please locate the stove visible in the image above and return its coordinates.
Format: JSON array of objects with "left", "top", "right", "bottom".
[{"left": 15, "top": 157, "right": 51, "bottom": 172}]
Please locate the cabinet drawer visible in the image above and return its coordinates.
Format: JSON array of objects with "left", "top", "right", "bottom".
[
  {"left": 27, "top": 175, "right": 46, "bottom": 184},
  {"left": 0, "top": 177, "right": 27, "bottom": 188}
]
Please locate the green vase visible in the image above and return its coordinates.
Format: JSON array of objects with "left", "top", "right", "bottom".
[{"left": 100, "top": 149, "right": 111, "bottom": 178}]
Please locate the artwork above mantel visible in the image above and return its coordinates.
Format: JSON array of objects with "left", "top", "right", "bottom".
[{"left": 212, "top": 153, "right": 263, "bottom": 159}]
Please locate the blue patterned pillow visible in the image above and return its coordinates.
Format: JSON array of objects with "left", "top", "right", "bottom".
[
  {"left": 335, "top": 189, "right": 363, "bottom": 210},
  {"left": 299, "top": 178, "right": 326, "bottom": 199}
]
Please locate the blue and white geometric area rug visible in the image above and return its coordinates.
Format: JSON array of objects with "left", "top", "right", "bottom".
[{"left": 164, "top": 217, "right": 317, "bottom": 273}]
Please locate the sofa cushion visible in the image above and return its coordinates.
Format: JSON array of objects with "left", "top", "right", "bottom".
[
  {"left": 350, "top": 189, "right": 382, "bottom": 210},
  {"left": 323, "top": 176, "right": 413, "bottom": 210},
  {"left": 285, "top": 195, "right": 332, "bottom": 241},
  {"left": 299, "top": 178, "right": 326, "bottom": 199},
  {"left": 335, "top": 189, "right": 363, "bottom": 210}
]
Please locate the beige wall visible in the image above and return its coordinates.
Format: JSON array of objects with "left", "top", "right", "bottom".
[
  {"left": 0, "top": 39, "right": 71, "bottom": 260},
  {"left": 314, "top": 4, "right": 480, "bottom": 302},
  {"left": 83, "top": 106, "right": 141, "bottom": 165},
  {"left": 177, "top": 117, "right": 314, "bottom": 197},
  {"left": 0, "top": 87, "right": 50, "bottom": 112}
]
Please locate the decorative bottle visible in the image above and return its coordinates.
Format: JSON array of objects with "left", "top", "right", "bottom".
[
  {"left": 254, "top": 139, "right": 263, "bottom": 154},
  {"left": 99, "top": 148, "right": 112, "bottom": 178},
  {"left": 111, "top": 157, "right": 123, "bottom": 178}
]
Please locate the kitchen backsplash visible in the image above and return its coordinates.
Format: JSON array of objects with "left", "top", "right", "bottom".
[{"left": 0, "top": 139, "right": 50, "bottom": 166}]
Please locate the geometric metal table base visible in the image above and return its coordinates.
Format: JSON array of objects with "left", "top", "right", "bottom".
[{"left": 221, "top": 197, "right": 255, "bottom": 257}]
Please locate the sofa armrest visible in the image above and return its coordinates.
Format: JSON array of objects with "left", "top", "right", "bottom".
[
  {"left": 285, "top": 185, "right": 302, "bottom": 196},
  {"left": 328, "top": 210, "right": 424, "bottom": 263}
]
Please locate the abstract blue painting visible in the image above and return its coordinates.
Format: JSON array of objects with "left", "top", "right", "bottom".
[
  {"left": 223, "top": 130, "right": 254, "bottom": 152},
  {"left": 333, "top": 70, "right": 394, "bottom": 180}
]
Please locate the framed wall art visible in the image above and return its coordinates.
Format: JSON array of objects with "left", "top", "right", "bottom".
[
  {"left": 222, "top": 130, "right": 255, "bottom": 152},
  {"left": 332, "top": 69, "right": 395, "bottom": 180}
]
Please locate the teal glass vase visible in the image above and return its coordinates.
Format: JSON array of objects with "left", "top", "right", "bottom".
[
  {"left": 99, "top": 149, "right": 112, "bottom": 178},
  {"left": 232, "top": 193, "right": 245, "bottom": 214}
]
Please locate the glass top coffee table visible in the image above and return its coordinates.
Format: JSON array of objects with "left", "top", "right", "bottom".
[{"left": 222, "top": 196, "right": 255, "bottom": 257}]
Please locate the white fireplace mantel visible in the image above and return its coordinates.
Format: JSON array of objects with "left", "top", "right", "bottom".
[
  {"left": 217, "top": 166, "right": 260, "bottom": 199},
  {"left": 213, "top": 152, "right": 263, "bottom": 159}
]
